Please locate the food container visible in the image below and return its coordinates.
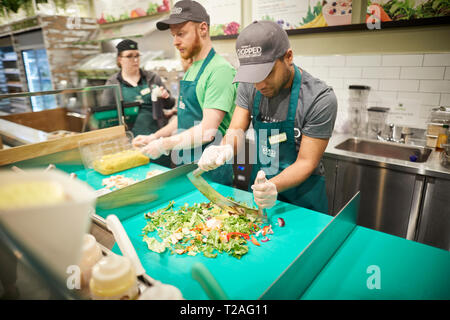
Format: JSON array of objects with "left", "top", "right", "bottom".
[
  {"left": 426, "top": 135, "right": 438, "bottom": 148},
  {"left": 79, "top": 234, "right": 103, "bottom": 289},
  {"left": 0, "top": 169, "right": 96, "bottom": 281},
  {"left": 89, "top": 254, "right": 139, "bottom": 300},
  {"left": 79, "top": 132, "right": 149, "bottom": 175},
  {"left": 440, "top": 144, "right": 450, "bottom": 168}
]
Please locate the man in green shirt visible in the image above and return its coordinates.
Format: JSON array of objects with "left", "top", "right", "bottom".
[{"left": 133, "top": 0, "right": 236, "bottom": 185}]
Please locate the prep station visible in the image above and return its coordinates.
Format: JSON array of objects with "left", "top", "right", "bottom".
[
  {"left": 0, "top": 0, "right": 450, "bottom": 302},
  {"left": 0, "top": 113, "right": 449, "bottom": 300}
]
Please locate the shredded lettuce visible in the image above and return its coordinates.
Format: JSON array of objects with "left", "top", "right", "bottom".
[
  {"left": 143, "top": 235, "right": 167, "bottom": 253},
  {"left": 141, "top": 201, "right": 262, "bottom": 259}
]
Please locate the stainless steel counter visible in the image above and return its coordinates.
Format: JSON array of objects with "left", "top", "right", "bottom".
[
  {"left": 325, "top": 133, "right": 450, "bottom": 180},
  {"left": 323, "top": 133, "right": 450, "bottom": 251}
]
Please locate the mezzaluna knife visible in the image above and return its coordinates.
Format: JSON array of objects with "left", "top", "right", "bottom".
[{"left": 187, "top": 167, "right": 266, "bottom": 220}]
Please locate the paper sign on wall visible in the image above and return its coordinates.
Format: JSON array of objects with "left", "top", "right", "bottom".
[{"left": 386, "top": 99, "right": 430, "bottom": 129}]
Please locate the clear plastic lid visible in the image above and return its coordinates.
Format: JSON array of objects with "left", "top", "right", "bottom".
[{"left": 429, "top": 107, "right": 450, "bottom": 124}]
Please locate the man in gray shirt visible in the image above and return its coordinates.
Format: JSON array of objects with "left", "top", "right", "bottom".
[{"left": 198, "top": 20, "right": 337, "bottom": 214}]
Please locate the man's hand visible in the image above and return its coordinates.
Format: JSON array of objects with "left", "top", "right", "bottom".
[
  {"left": 132, "top": 134, "right": 157, "bottom": 148},
  {"left": 198, "top": 144, "right": 234, "bottom": 171},
  {"left": 251, "top": 170, "right": 278, "bottom": 209},
  {"left": 140, "top": 137, "right": 170, "bottom": 160}
]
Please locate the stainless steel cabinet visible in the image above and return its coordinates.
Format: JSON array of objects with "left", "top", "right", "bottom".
[
  {"left": 416, "top": 177, "right": 450, "bottom": 251},
  {"left": 322, "top": 157, "right": 338, "bottom": 215},
  {"left": 331, "top": 159, "right": 422, "bottom": 238}
]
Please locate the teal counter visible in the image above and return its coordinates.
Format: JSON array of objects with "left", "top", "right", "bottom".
[
  {"left": 109, "top": 183, "right": 332, "bottom": 300},
  {"left": 63, "top": 164, "right": 450, "bottom": 300},
  {"left": 301, "top": 226, "right": 450, "bottom": 300}
]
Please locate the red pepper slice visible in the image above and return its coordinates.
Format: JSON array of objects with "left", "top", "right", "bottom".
[
  {"left": 227, "top": 232, "right": 250, "bottom": 242},
  {"left": 250, "top": 235, "right": 261, "bottom": 246},
  {"left": 262, "top": 225, "right": 273, "bottom": 236}
]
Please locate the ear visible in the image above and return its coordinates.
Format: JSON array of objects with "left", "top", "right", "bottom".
[
  {"left": 284, "top": 49, "right": 294, "bottom": 66},
  {"left": 198, "top": 21, "right": 209, "bottom": 37}
]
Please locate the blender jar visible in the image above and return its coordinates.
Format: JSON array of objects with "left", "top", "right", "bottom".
[{"left": 348, "top": 85, "right": 371, "bottom": 137}]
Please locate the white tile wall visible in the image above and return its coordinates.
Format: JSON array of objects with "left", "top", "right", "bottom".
[
  {"left": 441, "top": 94, "right": 450, "bottom": 106},
  {"left": 379, "top": 79, "right": 420, "bottom": 92},
  {"left": 419, "top": 80, "right": 450, "bottom": 93},
  {"left": 363, "top": 67, "right": 400, "bottom": 79},
  {"left": 346, "top": 55, "right": 382, "bottom": 67},
  {"left": 382, "top": 54, "right": 423, "bottom": 67},
  {"left": 397, "top": 92, "right": 441, "bottom": 105},
  {"left": 313, "top": 55, "right": 346, "bottom": 66},
  {"left": 295, "top": 53, "right": 450, "bottom": 133},
  {"left": 329, "top": 67, "right": 362, "bottom": 78},
  {"left": 445, "top": 67, "right": 450, "bottom": 80},
  {"left": 400, "top": 67, "right": 445, "bottom": 80},
  {"left": 423, "top": 53, "right": 450, "bottom": 66}
]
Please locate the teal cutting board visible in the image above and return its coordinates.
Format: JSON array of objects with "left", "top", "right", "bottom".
[
  {"left": 110, "top": 182, "right": 332, "bottom": 300},
  {"left": 300, "top": 226, "right": 450, "bottom": 300},
  {"left": 61, "top": 163, "right": 333, "bottom": 299}
]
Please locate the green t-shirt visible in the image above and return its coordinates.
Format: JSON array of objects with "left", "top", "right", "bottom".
[{"left": 183, "top": 52, "right": 237, "bottom": 136}]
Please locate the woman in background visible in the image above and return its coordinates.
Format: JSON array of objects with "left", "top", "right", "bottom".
[
  {"left": 101, "top": 39, "right": 175, "bottom": 166},
  {"left": 101, "top": 39, "right": 175, "bottom": 137}
]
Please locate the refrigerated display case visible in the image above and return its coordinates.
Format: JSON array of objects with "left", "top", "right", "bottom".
[
  {"left": 21, "top": 48, "right": 56, "bottom": 111},
  {"left": 0, "top": 47, "right": 29, "bottom": 113}
]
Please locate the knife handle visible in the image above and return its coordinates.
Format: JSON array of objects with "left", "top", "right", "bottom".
[{"left": 258, "top": 207, "right": 268, "bottom": 223}]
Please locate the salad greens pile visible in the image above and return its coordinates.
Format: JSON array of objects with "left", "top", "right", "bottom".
[
  {"left": 142, "top": 201, "right": 263, "bottom": 259},
  {"left": 379, "top": 0, "right": 450, "bottom": 20},
  {"left": 415, "top": 0, "right": 450, "bottom": 18}
]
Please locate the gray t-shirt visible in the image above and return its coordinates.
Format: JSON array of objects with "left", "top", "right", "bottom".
[{"left": 236, "top": 67, "right": 337, "bottom": 150}]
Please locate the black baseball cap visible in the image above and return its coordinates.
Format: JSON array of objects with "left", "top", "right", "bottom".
[
  {"left": 156, "top": 0, "right": 210, "bottom": 31},
  {"left": 233, "top": 21, "right": 290, "bottom": 83},
  {"left": 116, "top": 39, "right": 138, "bottom": 53}
]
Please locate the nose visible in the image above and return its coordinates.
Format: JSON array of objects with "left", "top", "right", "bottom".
[{"left": 173, "top": 35, "right": 180, "bottom": 47}]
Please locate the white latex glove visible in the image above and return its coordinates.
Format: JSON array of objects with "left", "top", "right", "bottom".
[
  {"left": 151, "top": 86, "right": 169, "bottom": 102},
  {"left": 140, "top": 137, "right": 170, "bottom": 160},
  {"left": 198, "top": 144, "right": 234, "bottom": 171},
  {"left": 251, "top": 170, "right": 278, "bottom": 209},
  {"left": 132, "top": 134, "right": 156, "bottom": 148}
]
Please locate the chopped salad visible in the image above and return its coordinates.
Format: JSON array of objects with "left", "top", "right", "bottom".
[{"left": 142, "top": 201, "right": 277, "bottom": 259}]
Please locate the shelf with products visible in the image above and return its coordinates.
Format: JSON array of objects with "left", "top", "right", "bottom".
[
  {"left": 6, "top": 82, "right": 24, "bottom": 89},
  {"left": 3, "top": 69, "right": 20, "bottom": 75},
  {"left": 1, "top": 58, "right": 18, "bottom": 62}
]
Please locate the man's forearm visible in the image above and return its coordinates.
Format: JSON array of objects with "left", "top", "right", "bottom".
[
  {"left": 162, "top": 123, "right": 217, "bottom": 151},
  {"left": 269, "top": 160, "right": 316, "bottom": 193},
  {"left": 221, "top": 128, "right": 246, "bottom": 157},
  {"left": 153, "top": 116, "right": 177, "bottom": 139}
]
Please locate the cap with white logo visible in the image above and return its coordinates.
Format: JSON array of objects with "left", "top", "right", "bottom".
[
  {"left": 116, "top": 39, "right": 138, "bottom": 54},
  {"left": 233, "top": 20, "right": 290, "bottom": 84},
  {"left": 156, "top": 0, "right": 210, "bottom": 31}
]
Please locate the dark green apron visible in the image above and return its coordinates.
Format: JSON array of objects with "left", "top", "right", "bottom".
[
  {"left": 122, "top": 79, "right": 171, "bottom": 167},
  {"left": 250, "top": 65, "right": 328, "bottom": 213},
  {"left": 177, "top": 48, "right": 233, "bottom": 186},
  {"left": 121, "top": 81, "right": 158, "bottom": 136}
]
